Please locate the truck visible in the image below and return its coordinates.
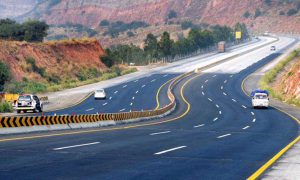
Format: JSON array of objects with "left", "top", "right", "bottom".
[
  {"left": 218, "top": 41, "right": 226, "bottom": 53},
  {"left": 16, "top": 94, "right": 43, "bottom": 113},
  {"left": 251, "top": 90, "right": 269, "bottom": 109}
]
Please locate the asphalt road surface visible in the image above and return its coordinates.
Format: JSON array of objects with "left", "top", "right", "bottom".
[{"left": 0, "top": 36, "right": 299, "bottom": 179}]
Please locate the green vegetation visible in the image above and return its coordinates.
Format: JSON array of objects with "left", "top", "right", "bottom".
[
  {"left": 0, "top": 61, "right": 11, "bottom": 91},
  {"left": 4, "top": 80, "right": 47, "bottom": 94},
  {"left": 25, "top": 57, "right": 46, "bottom": 78},
  {"left": 168, "top": 10, "right": 178, "bottom": 19},
  {"left": 287, "top": 8, "right": 298, "bottom": 16},
  {"left": 264, "top": 0, "right": 272, "bottom": 6},
  {"left": 104, "top": 23, "right": 249, "bottom": 66},
  {"left": 51, "top": 23, "right": 98, "bottom": 37},
  {"left": 100, "top": 19, "right": 110, "bottom": 27},
  {"left": 103, "top": 21, "right": 149, "bottom": 38},
  {"left": 243, "top": 11, "right": 251, "bottom": 18},
  {"left": 254, "top": 8, "right": 262, "bottom": 18},
  {"left": 0, "top": 101, "right": 13, "bottom": 113},
  {"left": 259, "top": 49, "right": 300, "bottom": 107},
  {"left": 0, "top": 19, "right": 49, "bottom": 42}
]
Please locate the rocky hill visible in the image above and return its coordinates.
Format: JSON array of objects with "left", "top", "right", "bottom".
[{"left": 0, "top": 0, "right": 299, "bottom": 34}]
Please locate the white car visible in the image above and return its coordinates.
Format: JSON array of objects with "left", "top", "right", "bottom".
[
  {"left": 252, "top": 93, "right": 269, "bottom": 109},
  {"left": 270, "top": 46, "right": 276, "bottom": 51},
  {"left": 94, "top": 89, "right": 106, "bottom": 100},
  {"left": 16, "top": 94, "right": 43, "bottom": 113}
]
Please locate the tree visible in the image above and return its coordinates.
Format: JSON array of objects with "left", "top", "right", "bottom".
[
  {"left": 243, "top": 11, "right": 251, "bottom": 18},
  {"left": 100, "top": 19, "right": 110, "bottom": 26},
  {"left": 168, "top": 10, "right": 178, "bottom": 19},
  {"left": 100, "top": 55, "right": 114, "bottom": 68},
  {"left": 287, "top": 9, "right": 298, "bottom": 16},
  {"left": 264, "top": 0, "right": 272, "bottom": 6},
  {"left": 0, "top": 61, "right": 11, "bottom": 91},
  {"left": 144, "top": 33, "right": 159, "bottom": 58},
  {"left": 254, "top": 8, "right": 262, "bottom": 18},
  {"left": 22, "top": 20, "right": 49, "bottom": 42},
  {"left": 159, "top": 32, "right": 174, "bottom": 56}
]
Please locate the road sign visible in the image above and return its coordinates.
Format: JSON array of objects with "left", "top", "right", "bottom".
[{"left": 236, "top": 31, "right": 242, "bottom": 39}]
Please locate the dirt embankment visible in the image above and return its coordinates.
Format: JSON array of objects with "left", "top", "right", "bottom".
[
  {"left": 0, "top": 39, "right": 107, "bottom": 83},
  {"left": 273, "top": 55, "right": 300, "bottom": 101}
]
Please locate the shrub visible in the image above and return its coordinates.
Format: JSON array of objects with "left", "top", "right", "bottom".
[
  {"left": 100, "top": 20, "right": 110, "bottom": 27},
  {"left": 168, "top": 10, "right": 178, "bottom": 19},
  {"left": 4, "top": 81, "right": 47, "bottom": 94},
  {"left": 0, "top": 101, "right": 13, "bottom": 113},
  {"left": 25, "top": 57, "right": 46, "bottom": 77},
  {"left": 287, "top": 9, "right": 298, "bottom": 16},
  {"left": 279, "top": 11, "right": 285, "bottom": 15},
  {"left": 243, "top": 11, "right": 251, "bottom": 18},
  {"left": 254, "top": 8, "right": 262, "bottom": 18},
  {"left": 127, "top": 31, "right": 135, "bottom": 37},
  {"left": 0, "top": 61, "right": 11, "bottom": 91},
  {"left": 101, "top": 55, "right": 114, "bottom": 68},
  {"left": 264, "top": 0, "right": 272, "bottom": 6}
]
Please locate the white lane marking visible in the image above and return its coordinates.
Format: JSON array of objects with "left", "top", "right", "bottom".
[
  {"left": 213, "top": 75, "right": 217, "bottom": 77},
  {"left": 253, "top": 119, "right": 256, "bottom": 123},
  {"left": 223, "top": 92, "right": 227, "bottom": 96},
  {"left": 120, "top": 108, "right": 126, "bottom": 112},
  {"left": 219, "top": 111, "right": 222, "bottom": 115},
  {"left": 134, "top": 80, "right": 139, "bottom": 82},
  {"left": 150, "top": 131, "right": 171, "bottom": 136},
  {"left": 103, "top": 103, "right": 108, "bottom": 106},
  {"left": 230, "top": 75, "right": 233, "bottom": 78},
  {"left": 130, "top": 103, "right": 133, "bottom": 106},
  {"left": 217, "top": 134, "right": 231, "bottom": 139},
  {"left": 216, "top": 104, "right": 219, "bottom": 108},
  {"left": 154, "top": 146, "right": 187, "bottom": 155},
  {"left": 114, "top": 91, "right": 118, "bottom": 94},
  {"left": 132, "top": 96, "right": 135, "bottom": 100},
  {"left": 221, "top": 86, "right": 223, "bottom": 90},
  {"left": 194, "top": 124, "right": 205, "bottom": 128},
  {"left": 224, "top": 80, "right": 227, "bottom": 83},
  {"left": 202, "top": 92, "right": 205, "bottom": 96},
  {"left": 242, "top": 105, "right": 247, "bottom": 109},
  {"left": 151, "top": 79, "right": 156, "bottom": 82},
  {"left": 136, "top": 90, "right": 139, "bottom": 94},
  {"left": 142, "top": 85, "right": 146, "bottom": 88},
  {"left": 109, "top": 97, "right": 112, "bottom": 100},
  {"left": 208, "top": 98, "right": 213, "bottom": 102},
  {"left": 53, "top": 142, "right": 100, "bottom": 151},
  {"left": 205, "top": 80, "right": 209, "bottom": 83},
  {"left": 163, "top": 74, "right": 168, "bottom": 77},
  {"left": 201, "top": 85, "right": 204, "bottom": 89},
  {"left": 85, "top": 108, "right": 94, "bottom": 112},
  {"left": 243, "top": 126, "right": 250, "bottom": 130},
  {"left": 251, "top": 112, "right": 255, "bottom": 116},
  {"left": 232, "top": 99, "right": 237, "bottom": 102},
  {"left": 213, "top": 117, "right": 218, "bottom": 122},
  {"left": 122, "top": 85, "right": 127, "bottom": 88}
]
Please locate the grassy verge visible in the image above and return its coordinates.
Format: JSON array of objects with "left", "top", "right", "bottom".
[
  {"left": 259, "top": 49, "right": 300, "bottom": 107},
  {"left": 0, "top": 101, "right": 13, "bottom": 113}
]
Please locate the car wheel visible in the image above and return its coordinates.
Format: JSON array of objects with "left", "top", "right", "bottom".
[{"left": 39, "top": 105, "right": 43, "bottom": 112}]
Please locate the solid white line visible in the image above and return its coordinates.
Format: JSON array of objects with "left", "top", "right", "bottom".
[
  {"left": 85, "top": 108, "right": 94, "bottom": 112},
  {"left": 217, "top": 134, "right": 231, "bottom": 139},
  {"left": 253, "top": 119, "right": 256, "bottom": 122},
  {"left": 216, "top": 104, "right": 219, "bottom": 108},
  {"left": 150, "top": 131, "right": 171, "bottom": 136},
  {"left": 120, "top": 108, "right": 126, "bottom": 112},
  {"left": 251, "top": 112, "right": 255, "bottom": 116},
  {"left": 224, "top": 80, "right": 227, "bottom": 83},
  {"left": 136, "top": 90, "right": 139, "bottom": 94},
  {"left": 243, "top": 126, "right": 250, "bottom": 130},
  {"left": 202, "top": 92, "right": 205, "bottom": 96},
  {"left": 114, "top": 91, "right": 118, "bottom": 94},
  {"left": 132, "top": 97, "right": 135, "bottom": 100},
  {"left": 208, "top": 98, "right": 213, "bottom": 102},
  {"left": 103, "top": 103, "right": 108, "bottom": 106},
  {"left": 219, "top": 111, "right": 222, "bottom": 115},
  {"left": 232, "top": 99, "right": 237, "bottom": 102},
  {"left": 123, "top": 85, "right": 127, "bottom": 88},
  {"left": 142, "top": 85, "right": 146, "bottom": 88},
  {"left": 221, "top": 86, "right": 223, "bottom": 90},
  {"left": 154, "top": 146, "right": 187, "bottom": 155},
  {"left": 53, "top": 142, "right": 100, "bottom": 151},
  {"left": 194, "top": 124, "right": 205, "bottom": 128},
  {"left": 242, "top": 105, "right": 247, "bottom": 109},
  {"left": 213, "top": 117, "right": 218, "bottom": 122},
  {"left": 223, "top": 92, "right": 227, "bottom": 96}
]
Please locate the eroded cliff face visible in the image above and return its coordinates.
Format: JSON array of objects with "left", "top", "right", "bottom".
[{"left": 0, "top": 39, "right": 107, "bottom": 82}]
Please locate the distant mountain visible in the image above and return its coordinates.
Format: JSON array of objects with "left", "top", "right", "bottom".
[{"left": 0, "top": 0, "right": 299, "bottom": 33}]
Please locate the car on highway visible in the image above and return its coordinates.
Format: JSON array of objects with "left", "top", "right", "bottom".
[
  {"left": 16, "top": 94, "right": 43, "bottom": 113},
  {"left": 94, "top": 89, "right": 106, "bottom": 100},
  {"left": 251, "top": 90, "right": 269, "bottom": 109},
  {"left": 270, "top": 46, "right": 276, "bottom": 51}
]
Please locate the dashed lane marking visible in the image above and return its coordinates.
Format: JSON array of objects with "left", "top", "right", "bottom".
[
  {"left": 221, "top": 86, "right": 223, "bottom": 90},
  {"left": 134, "top": 80, "right": 139, "bottom": 82},
  {"left": 194, "top": 124, "right": 205, "bottom": 128},
  {"left": 151, "top": 79, "right": 156, "bottom": 82},
  {"left": 130, "top": 103, "right": 133, "bottom": 106},
  {"left": 202, "top": 92, "right": 205, "bottom": 96},
  {"left": 142, "top": 85, "right": 146, "bottom": 88},
  {"left": 243, "top": 126, "right": 250, "bottom": 130},
  {"left": 103, "top": 103, "right": 108, "bottom": 106},
  {"left": 136, "top": 90, "right": 139, "bottom": 94},
  {"left": 132, "top": 97, "right": 135, "bottom": 100},
  {"left": 109, "top": 97, "right": 112, "bottom": 100},
  {"left": 223, "top": 92, "right": 227, "bottom": 96},
  {"left": 208, "top": 98, "right": 213, "bottom": 102},
  {"left": 85, "top": 108, "right": 94, "bottom": 112},
  {"left": 53, "top": 142, "right": 100, "bottom": 151},
  {"left": 232, "top": 99, "right": 237, "bottom": 102},
  {"left": 205, "top": 80, "right": 209, "bottom": 83},
  {"left": 114, "top": 91, "right": 118, "bottom": 94},
  {"left": 213, "top": 117, "right": 218, "bottom": 122},
  {"left": 224, "top": 80, "right": 227, "bottom": 83},
  {"left": 122, "top": 85, "right": 127, "bottom": 88},
  {"left": 217, "top": 134, "right": 231, "bottom": 139},
  {"left": 201, "top": 85, "right": 204, "bottom": 89},
  {"left": 154, "top": 146, "right": 187, "bottom": 155},
  {"left": 253, "top": 119, "right": 256, "bottom": 123},
  {"left": 242, "top": 105, "right": 247, "bottom": 109},
  {"left": 219, "top": 111, "right": 222, "bottom": 115},
  {"left": 120, "top": 109, "right": 126, "bottom": 112},
  {"left": 216, "top": 104, "right": 219, "bottom": 108},
  {"left": 251, "top": 112, "right": 255, "bottom": 116},
  {"left": 213, "top": 75, "right": 217, "bottom": 77},
  {"left": 150, "top": 131, "right": 171, "bottom": 136}
]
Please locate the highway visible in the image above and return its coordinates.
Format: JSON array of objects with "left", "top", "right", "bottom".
[{"left": 0, "top": 36, "right": 299, "bottom": 179}]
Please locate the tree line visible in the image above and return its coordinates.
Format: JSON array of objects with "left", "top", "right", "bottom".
[
  {"left": 0, "top": 18, "right": 49, "bottom": 42},
  {"left": 102, "top": 23, "right": 249, "bottom": 66}
]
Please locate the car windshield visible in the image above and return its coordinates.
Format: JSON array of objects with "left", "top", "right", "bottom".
[
  {"left": 18, "top": 95, "right": 31, "bottom": 101},
  {"left": 96, "top": 90, "right": 104, "bottom": 93},
  {"left": 255, "top": 94, "right": 267, "bottom": 99}
]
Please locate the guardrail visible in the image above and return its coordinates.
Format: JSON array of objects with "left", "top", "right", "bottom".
[{"left": 0, "top": 72, "right": 192, "bottom": 129}]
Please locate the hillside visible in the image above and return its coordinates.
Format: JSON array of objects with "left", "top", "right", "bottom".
[
  {"left": 0, "top": 0, "right": 297, "bottom": 33},
  {"left": 0, "top": 39, "right": 107, "bottom": 89}
]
